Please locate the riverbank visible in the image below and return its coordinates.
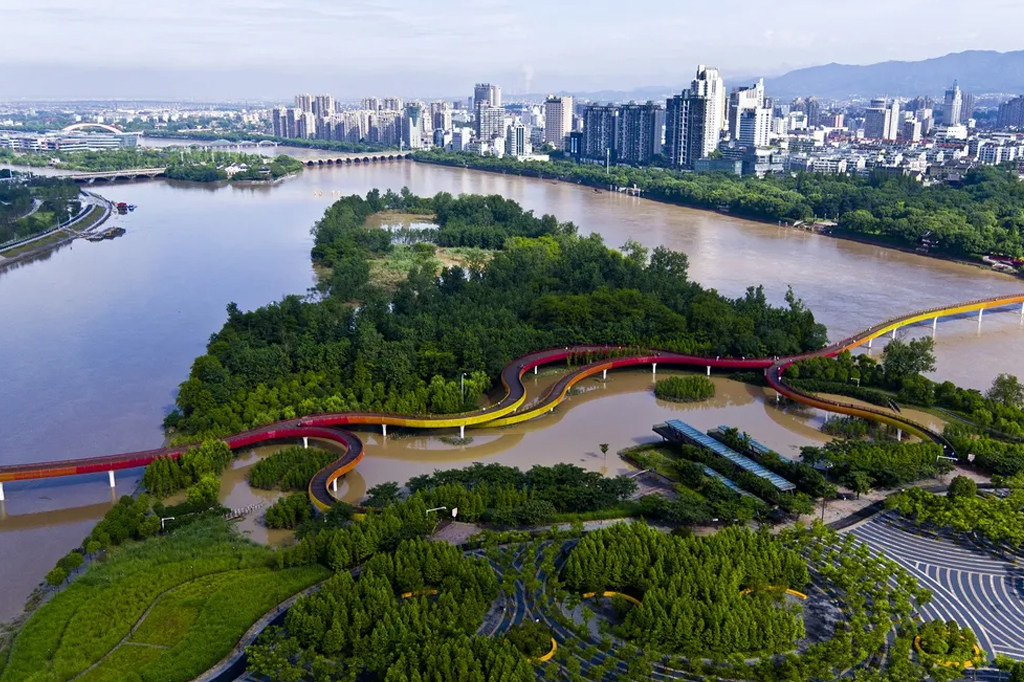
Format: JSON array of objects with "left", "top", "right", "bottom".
[
  {"left": 0, "top": 192, "right": 112, "bottom": 272},
  {"left": 411, "top": 153, "right": 1024, "bottom": 280}
]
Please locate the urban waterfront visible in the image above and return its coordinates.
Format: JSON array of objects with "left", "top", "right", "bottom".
[{"left": 1, "top": 161, "right": 1023, "bottom": 623}]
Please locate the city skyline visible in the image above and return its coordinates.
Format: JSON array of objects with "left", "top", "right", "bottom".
[{"left": 4, "top": 0, "right": 1024, "bottom": 100}]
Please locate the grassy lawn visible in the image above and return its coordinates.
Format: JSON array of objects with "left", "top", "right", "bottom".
[
  {"left": 0, "top": 205, "right": 106, "bottom": 259},
  {"left": 1, "top": 519, "right": 327, "bottom": 682},
  {"left": 370, "top": 244, "right": 493, "bottom": 288}
]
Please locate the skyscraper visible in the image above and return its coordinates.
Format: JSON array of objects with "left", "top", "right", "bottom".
[
  {"left": 580, "top": 104, "right": 618, "bottom": 164},
  {"left": 616, "top": 102, "right": 663, "bottom": 166},
  {"left": 430, "top": 101, "right": 453, "bottom": 132},
  {"left": 942, "top": 82, "right": 963, "bottom": 126},
  {"left": 294, "top": 94, "right": 313, "bottom": 113},
  {"left": 664, "top": 92, "right": 707, "bottom": 169},
  {"left": 544, "top": 96, "right": 573, "bottom": 148},
  {"left": 962, "top": 93, "right": 976, "bottom": 122},
  {"left": 382, "top": 97, "right": 403, "bottom": 112},
  {"left": 361, "top": 97, "right": 381, "bottom": 111},
  {"left": 805, "top": 97, "right": 821, "bottom": 128},
  {"left": 691, "top": 66, "right": 725, "bottom": 152},
  {"left": 473, "top": 83, "right": 501, "bottom": 108},
  {"left": 728, "top": 79, "right": 764, "bottom": 139}
]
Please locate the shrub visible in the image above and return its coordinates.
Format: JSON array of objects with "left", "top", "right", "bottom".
[{"left": 654, "top": 376, "right": 715, "bottom": 402}]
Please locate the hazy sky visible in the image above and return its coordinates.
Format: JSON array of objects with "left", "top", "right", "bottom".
[{"left": 2, "top": 0, "right": 1022, "bottom": 100}]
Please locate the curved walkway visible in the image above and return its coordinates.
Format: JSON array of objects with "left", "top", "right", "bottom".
[{"left": 2, "top": 293, "right": 1022, "bottom": 511}]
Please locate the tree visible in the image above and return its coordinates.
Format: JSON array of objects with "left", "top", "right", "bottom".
[
  {"left": 947, "top": 475, "right": 978, "bottom": 499},
  {"left": 847, "top": 471, "right": 872, "bottom": 500},
  {"left": 599, "top": 444, "right": 609, "bottom": 456},
  {"left": 364, "top": 481, "right": 401, "bottom": 508},
  {"left": 58, "top": 551, "right": 84, "bottom": 575},
  {"left": 45, "top": 567, "right": 68, "bottom": 587},
  {"left": 185, "top": 474, "right": 221, "bottom": 508},
  {"left": 987, "top": 373, "right": 1024, "bottom": 409},
  {"left": 882, "top": 337, "right": 936, "bottom": 383}
]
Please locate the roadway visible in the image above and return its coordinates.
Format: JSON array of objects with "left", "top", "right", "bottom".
[{"left": 848, "top": 513, "right": 1024, "bottom": 662}]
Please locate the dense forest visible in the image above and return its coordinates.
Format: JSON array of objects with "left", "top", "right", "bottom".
[
  {"left": 166, "top": 190, "right": 827, "bottom": 439},
  {"left": 562, "top": 523, "right": 807, "bottom": 656},
  {"left": 415, "top": 150, "right": 1024, "bottom": 260}
]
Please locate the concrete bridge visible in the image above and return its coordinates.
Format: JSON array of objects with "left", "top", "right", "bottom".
[
  {"left": 303, "top": 153, "right": 412, "bottom": 167},
  {"left": 69, "top": 168, "right": 166, "bottom": 183}
]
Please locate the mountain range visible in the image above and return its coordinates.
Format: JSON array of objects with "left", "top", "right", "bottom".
[{"left": 538, "top": 50, "right": 1024, "bottom": 103}]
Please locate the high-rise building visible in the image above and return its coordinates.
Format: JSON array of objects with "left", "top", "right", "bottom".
[
  {"left": 690, "top": 65, "right": 726, "bottom": 153},
  {"left": 544, "top": 96, "right": 573, "bottom": 148},
  {"left": 997, "top": 95, "right": 1024, "bottom": 129},
  {"left": 728, "top": 79, "right": 764, "bottom": 139},
  {"left": 382, "top": 97, "right": 403, "bottom": 112},
  {"left": 430, "top": 101, "right": 453, "bottom": 132},
  {"left": 295, "top": 111, "right": 316, "bottom": 138},
  {"left": 403, "top": 104, "right": 423, "bottom": 149},
  {"left": 942, "top": 82, "right": 963, "bottom": 126},
  {"left": 738, "top": 108, "right": 772, "bottom": 147},
  {"left": 506, "top": 122, "right": 531, "bottom": 157},
  {"left": 294, "top": 94, "right": 313, "bottom": 113},
  {"left": 580, "top": 104, "right": 618, "bottom": 163},
  {"left": 616, "top": 102, "right": 663, "bottom": 165},
  {"left": 476, "top": 106, "right": 506, "bottom": 142},
  {"left": 362, "top": 97, "right": 381, "bottom": 111},
  {"left": 370, "top": 111, "right": 403, "bottom": 146},
  {"left": 805, "top": 97, "right": 821, "bottom": 128},
  {"left": 473, "top": 83, "right": 501, "bottom": 108},
  {"left": 272, "top": 107, "right": 288, "bottom": 137},
  {"left": 451, "top": 128, "right": 474, "bottom": 151},
  {"left": 664, "top": 91, "right": 707, "bottom": 169},
  {"left": 962, "top": 93, "right": 976, "bottom": 122},
  {"left": 901, "top": 119, "right": 922, "bottom": 142},
  {"left": 313, "top": 94, "right": 335, "bottom": 118},
  {"left": 864, "top": 98, "right": 899, "bottom": 141},
  {"left": 285, "top": 108, "right": 301, "bottom": 138}
]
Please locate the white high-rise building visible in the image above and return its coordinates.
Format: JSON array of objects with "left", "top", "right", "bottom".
[
  {"left": 294, "top": 94, "right": 313, "bottom": 113},
  {"left": 738, "top": 108, "right": 772, "bottom": 147},
  {"left": 506, "top": 122, "right": 531, "bottom": 157},
  {"left": 403, "top": 104, "right": 424, "bottom": 149},
  {"left": 728, "top": 79, "right": 765, "bottom": 139},
  {"left": 691, "top": 65, "right": 726, "bottom": 151},
  {"left": 544, "top": 96, "right": 573, "bottom": 148}
]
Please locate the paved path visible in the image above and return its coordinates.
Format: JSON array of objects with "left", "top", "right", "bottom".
[{"left": 848, "top": 513, "right": 1024, "bottom": 662}]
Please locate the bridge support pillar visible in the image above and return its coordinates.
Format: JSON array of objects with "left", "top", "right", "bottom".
[
  {"left": 108, "top": 470, "right": 115, "bottom": 488},
  {"left": 652, "top": 363, "right": 657, "bottom": 377},
  {"left": 534, "top": 366, "right": 538, "bottom": 375},
  {"left": 0, "top": 482, "right": 4, "bottom": 502},
  {"left": 331, "top": 478, "right": 338, "bottom": 493},
  {"left": 896, "top": 429, "right": 902, "bottom": 442},
  {"left": 602, "top": 369, "right": 607, "bottom": 380},
  {"left": 707, "top": 366, "right": 711, "bottom": 376},
  {"left": 933, "top": 317, "right": 938, "bottom": 331},
  {"left": 382, "top": 424, "right": 387, "bottom": 438},
  {"left": 867, "top": 338, "right": 873, "bottom": 349},
  {"left": 891, "top": 328, "right": 897, "bottom": 340},
  {"left": 460, "top": 425, "right": 465, "bottom": 439},
  {"left": 303, "top": 437, "right": 308, "bottom": 449},
  {"left": 1021, "top": 302, "right": 1024, "bottom": 316},
  {"left": 979, "top": 308, "right": 984, "bottom": 322}
]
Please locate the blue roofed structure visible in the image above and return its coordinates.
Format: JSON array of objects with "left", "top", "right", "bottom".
[
  {"left": 653, "top": 419, "right": 796, "bottom": 492},
  {"left": 699, "top": 465, "right": 757, "bottom": 498}
]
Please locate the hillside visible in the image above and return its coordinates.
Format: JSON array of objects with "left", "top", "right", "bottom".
[{"left": 762, "top": 50, "right": 1024, "bottom": 99}]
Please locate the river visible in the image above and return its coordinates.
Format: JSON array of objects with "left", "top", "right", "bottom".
[{"left": 1, "top": 158, "right": 1022, "bottom": 623}]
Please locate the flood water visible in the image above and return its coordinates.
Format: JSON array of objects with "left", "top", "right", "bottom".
[{"left": 1, "top": 158, "right": 1022, "bottom": 622}]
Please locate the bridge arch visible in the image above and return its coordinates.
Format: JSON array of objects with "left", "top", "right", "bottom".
[{"left": 62, "top": 123, "right": 125, "bottom": 134}]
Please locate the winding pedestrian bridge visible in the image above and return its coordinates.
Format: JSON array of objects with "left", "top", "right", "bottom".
[{"left": 2, "top": 293, "right": 1022, "bottom": 510}]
